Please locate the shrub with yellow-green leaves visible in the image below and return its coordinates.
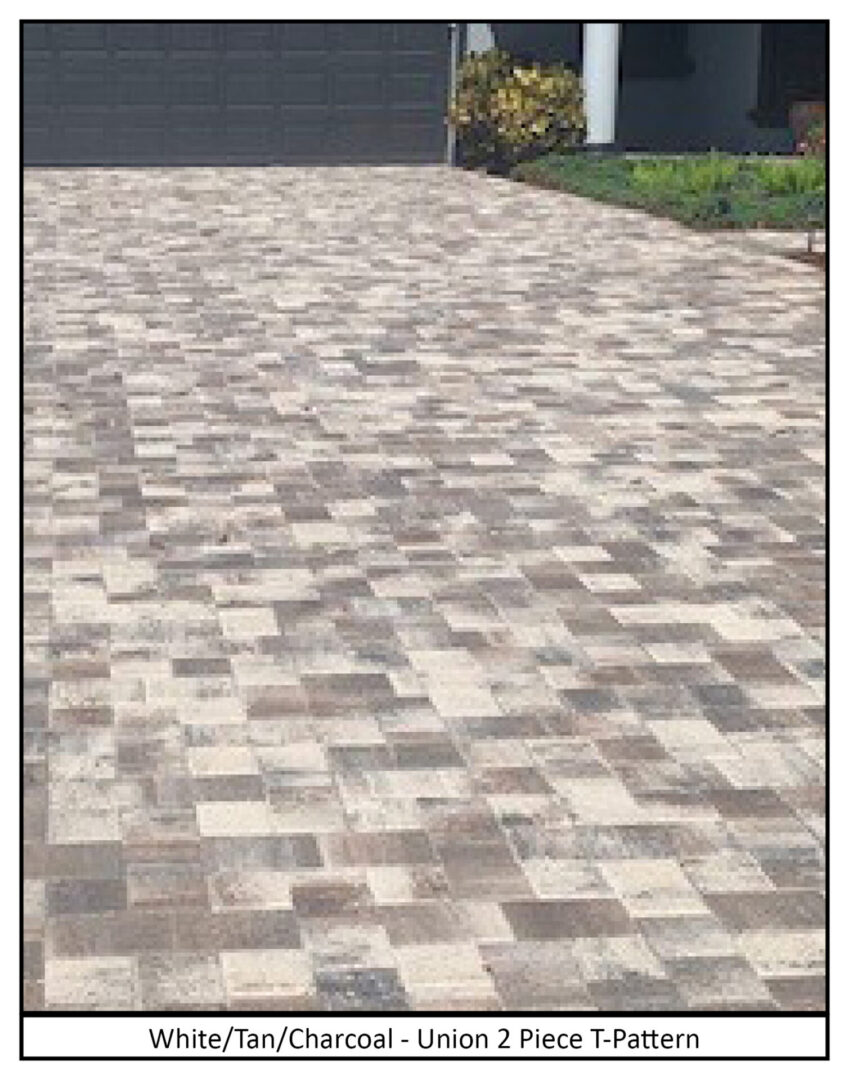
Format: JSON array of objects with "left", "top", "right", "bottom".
[
  {"left": 450, "top": 50, "right": 585, "bottom": 170},
  {"left": 449, "top": 49, "right": 514, "bottom": 168}
]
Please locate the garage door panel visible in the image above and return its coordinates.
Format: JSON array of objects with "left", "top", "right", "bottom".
[
  {"left": 386, "top": 123, "right": 445, "bottom": 159},
  {"left": 57, "top": 52, "right": 109, "bottom": 75},
  {"left": 390, "top": 73, "right": 442, "bottom": 106},
  {"left": 169, "top": 23, "right": 220, "bottom": 50},
  {"left": 280, "top": 51, "right": 330, "bottom": 74},
  {"left": 57, "top": 65, "right": 110, "bottom": 106},
  {"left": 22, "top": 109, "right": 53, "bottom": 162},
  {"left": 277, "top": 72, "right": 325, "bottom": 106},
  {"left": 169, "top": 60, "right": 220, "bottom": 106},
  {"left": 330, "top": 23, "right": 392, "bottom": 50},
  {"left": 222, "top": 23, "right": 277, "bottom": 50},
  {"left": 222, "top": 110, "right": 280, "bottom": 156},
  {"left": 50, "top": 24, "right": 108, "bottom": 50},
  {"left": 280, "top": 24, "right": 330, "bottom": 51},
  {"left": 115, "top": 51, "right": 168, "bottom": 67},
  {"left": 280, "top": 106, "right": 333, "bottom": 127},
  {"left": 23, "top": 20, "right": 448, "bottom": 164},
  {"left": 113, "top": 105, "right": 163, "bottom": 122},
  {"left": 394, "top": 23, "right": 448, "bottom": 50},
  {"left": 280, "top": 129, "right": 330, "bottom": 160},
  {"left": 329, "top": 49, "right": 389, "bottom": 74},
  {"left": 110, "top": 115, "right": 167, "bottom": 161},
  {"left": 110, "top": 23, "right": 168, "bottom": 50},
  {"left": 334, "top": 72, "right": 385, "bottom": 105},
  {"left": 114, "top": 58, "right": 167, "bottom": 106},
  {"left": 22, "top": 23, "right": 50, "bottom": 50},
  {"left": 55, "top": 111, "right": 111, "bottom": 161},
  {"left": 330, "top": 106, "right": 388, "bottom": 125},
  {"left": 220, "top": 51, "right": 277, "bottom": 68},
  {"left": 169, "top": 50, "right": 218, "bottom": 66},
  {"left": 169, "top": 106, "right": 222, "bottom": 127},
  {"left": 223, "top": 69, "right": 277, "bottom": 106},
  {"left": 23, "top": 59, "right": 53, "bottom": 106},
  {"left": 388, "top": 54, "right": 448, "bottom": 86},
  {"left": 114, "top": 78, "right": 168, "bottom": 108},
  {"left": 167, "top": 120, "right": 224, "bottom": 158},
  {"left": 332, "top": 122, "right": 388, "bottom": 157},
  {"left": 391, "top": 105, "right": 446, "bottom": 126}
]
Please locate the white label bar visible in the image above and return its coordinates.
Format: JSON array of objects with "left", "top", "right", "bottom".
[{"left": 23, "top": 1015, "right": 826, "bottom": 1059}]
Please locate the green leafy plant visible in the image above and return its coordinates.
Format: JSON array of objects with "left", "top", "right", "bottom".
[
  {"left": 630, "top": 152, "right": 742, "bottom": 197},
  {"left": 512, "top": 152, "right": 825, "bottom": 231},
  {"left": 749, "top": 157, "right": 825, "bottom": 195},
  {"left": 450, "top": 50, "right": 585, "bottom": 171}
]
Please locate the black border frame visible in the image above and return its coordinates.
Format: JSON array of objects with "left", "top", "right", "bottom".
[{"left": 19, "top": 14, "right": 829, "bottom": 1063}]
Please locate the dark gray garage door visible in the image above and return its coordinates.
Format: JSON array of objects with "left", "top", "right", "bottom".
[{"left": 23, "top": 21, "right": 451, "bottom": 165}]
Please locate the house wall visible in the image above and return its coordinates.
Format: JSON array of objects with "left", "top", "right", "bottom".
[
  {"left": 615, "top": 74, "right": 695, "bottom": 151},
  {"left": 618, "top": 23, "right": 792, "bottom": 151},
  {"left": 463, "top": 21, "right": 793, "bottom": 153}
]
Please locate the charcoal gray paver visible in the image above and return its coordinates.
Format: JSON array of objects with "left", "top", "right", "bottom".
[{"left": 24, "top": 166, "right": 824, "bottom": 1011}]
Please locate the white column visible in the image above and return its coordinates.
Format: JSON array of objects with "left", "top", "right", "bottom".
[
  {"left": 466, "top": 23, "right": 495, "bottom": 55},
  {"left": 583, "top": 23, "right": 620, "bottom": 146}
]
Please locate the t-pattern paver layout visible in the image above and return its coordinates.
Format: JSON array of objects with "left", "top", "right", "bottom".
[{"left": 23, "top": 166, "right": 825, "bottom": 1012}]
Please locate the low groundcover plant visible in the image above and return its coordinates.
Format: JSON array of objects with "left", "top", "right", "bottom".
[{"left": 512, "top": 152, "right": 825, "bottom": 231}]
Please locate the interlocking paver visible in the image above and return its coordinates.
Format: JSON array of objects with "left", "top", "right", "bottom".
[{"left": 24, "top": 166, "right": 824, "bottom": 1011}]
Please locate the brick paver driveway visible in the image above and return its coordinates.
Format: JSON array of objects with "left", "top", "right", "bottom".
[{"left": 24, "top": 167, "right": 825, "bottom": 1012}]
